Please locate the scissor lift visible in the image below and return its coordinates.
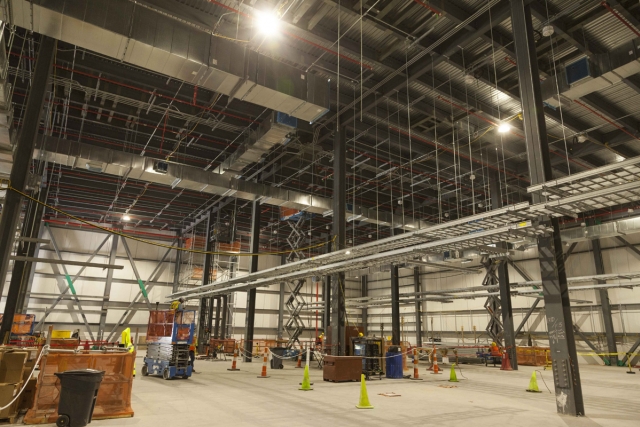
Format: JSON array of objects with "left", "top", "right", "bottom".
[{"left": 142, "top": 310, "right": 196, "bottom": 380}]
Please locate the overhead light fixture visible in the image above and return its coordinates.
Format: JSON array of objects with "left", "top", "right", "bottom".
[
  {"left": 497, "top": 123, "right": 511, "bottom": 133},
  {"left": 255, "top": 10, "right": 280, "bottom": 36},
  {"left": 464, "top": 74, "right": 476, "bottom": 85},
  {"left": 122, "top": 214, "right": 131, "bottom": 222},
  {"left": 542, "top": 25, "right": 554, "bottom": 37},
  {"left": 577, "top": 134, "right": 587, "bottom": 143},
  {"left": 345, "top": 250, "right": 351, "bottom": 255}
]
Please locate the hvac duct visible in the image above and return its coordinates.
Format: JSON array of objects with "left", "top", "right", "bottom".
[
  {"left": 541, "top": 37, "right": 640, "bottom": 107},
  {"left": 32, "top": 136, "right": 423, "bottom": 230},
  {"left": 3, "top": 0, "right": 330, "bottom": 122},
  {"left": 213, "top": 112, "right": 296, "bottom": 177}
]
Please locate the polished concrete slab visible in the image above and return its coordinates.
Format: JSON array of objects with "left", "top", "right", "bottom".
[{"left": 92, "top": 356, "right": 638, "bottom": 427}]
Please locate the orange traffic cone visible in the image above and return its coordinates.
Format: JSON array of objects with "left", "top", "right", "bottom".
[
  {"left": 500, "top": 349, "right": 513, "bottom": 371},
  {"left": 227, "top": 341, "right": 240, "bottom": 371},
  {"left": 257, "top": 347, "right": 270, "bottom": 378},
  {"left": 410, "top": 348, "right": 422, "bottom": 380},
  {"left": 432, "top": 353, "right": 441, "bottom": 375},
  {"left": 295, "top": 348, "right": 303, "bottom": 368}
]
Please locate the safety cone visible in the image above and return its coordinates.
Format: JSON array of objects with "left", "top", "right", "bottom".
[
  {"left": 448, "top": 364, "right": 459, "bottom": 382},
  {"left": 257, "top": 347, "right": 270, "bottom": 378},
  {"left": 410, "top": 348, "right": 423, "bottom": 380},
  {"left": 299, "top": 365, "right": 313, "bottom": 390},
  {"left": 526, "top": 371, "right": 542, "bottom": 392},
  {"left": 227, "top": 342, "right": 240, "bottom": 371},
  {"left": 432, "top": 355, "right": 441, "bottom": 374},
  {"left": 295, "top": 349, "right": 303, "bottom": 368},
  {"left": 355, "top": 374, "right": 374, "bottom": 409},
  {"left": 500, "top": 350, "right": 513, "bottom": 371}
]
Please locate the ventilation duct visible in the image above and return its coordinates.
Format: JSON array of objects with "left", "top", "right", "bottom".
[
  {"left": 33, "top": 136, "right": 424, "bottom": 230},
  {"left": 542, "top": 37, "right": 640, "bottom": 107},
  {"left": 213, "top": 112, "right": 296, "bottom": 177},
  {"left": 3, "top": 0, "right": 330, "bottom": 122}
]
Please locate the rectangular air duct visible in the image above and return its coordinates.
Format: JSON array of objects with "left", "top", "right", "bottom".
[{"left": 3, "top": 0, "right": 330, "bottom": 122}]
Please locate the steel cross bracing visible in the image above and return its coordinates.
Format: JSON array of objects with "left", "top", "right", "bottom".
[
  {"left": 284, "top": 216, "right": 308, "bottom": 348},
  {"left": 168, "top": 156, "right": 640, "bottom": 300}
]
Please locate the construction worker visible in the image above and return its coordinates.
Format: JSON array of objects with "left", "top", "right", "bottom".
[
  {"left": 121, "top": 328, "right": 136, "bottom": 377},
  {"left": 189, "top": 335, "right": 197, "bottom": 372},
  {"left": 170, "top": 297, "right": 185, "bottom": 311}
]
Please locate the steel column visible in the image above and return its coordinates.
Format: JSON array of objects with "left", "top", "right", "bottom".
[
  {"left": 98, "top": 235, "right": 119, "bottom": 341},
  {"left": 0, "top": 37, "right": 55, "bottom": 342},
  {"left": 220, "top": 294, "right": 228, "bottom": 339},
  {"left": 15, "top": 164, "right": 48, "bottom": 314},
  {"left": 413, "top": 267, "right": 422, "bottom": 346},
  {"left": 213, "top": 297, "right": 221, "bottom": 339},
  {"left": 323, "top": 234, "right": 332, "bottom": 332},
  {"left": 331, "top": 127, "right": 346, "bottom": 356},
  {"left": 244, "top": 199, "right": 260, "bottom": 362},
  {"left": 390, "top": 264, "right": 400, "bottom": 345},
  {"left": 361, "top": 275, "right": 368, "bottom": 336},
  {"left": 277, "top": 254, "right": 286, "bottom": 340},
  {"left": 198, "top": 210, "right": 215, "bottom": 353},
  {"left": 511, "top": 0, "right": 584, "bottom": 415},
  {"left": 591, "top": 237, "right": 617, "bottom": 366},
  {"left": 172, "top": 231, "right": 182, "bottom": 293},
  {"left": 490, "top": 171, "right": 517, "bottom": 369}
]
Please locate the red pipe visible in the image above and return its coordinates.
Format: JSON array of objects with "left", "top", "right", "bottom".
[
  {"left": 412, "top": 0, "right": 442, "bottom": 16},
  {"left": 601, "top": 1, "right": 640, "bottom": 38}
]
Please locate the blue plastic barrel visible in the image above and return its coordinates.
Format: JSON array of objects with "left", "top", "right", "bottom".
[{"left": 385, "top": 352, "right": 403, "bottom": 379}]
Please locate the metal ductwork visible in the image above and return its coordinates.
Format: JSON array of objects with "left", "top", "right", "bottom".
[
  {"left": 3, "top": 0, "right": 330, "bottom": 122},
  {"left": 33, "top": 136, "right": 425, "bottom": 230},
  {"left": 213, "top": 112, "right": 296, "bottom": 177},
  {"left": 542, "top": 37, "right": 640, "bottom": 107}
]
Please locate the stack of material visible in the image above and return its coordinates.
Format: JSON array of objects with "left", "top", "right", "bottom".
[
  {"left": 516, "top": 346, "right": 550, "bottom": 366},
  {"left": 0, "top": 348, "right": 30, "bottom": 423},
  {"left": 24, "top": 351, "right": 134, "bottom": 424},
  {"left": 18, "top": 348, "right": 40, "bottom": 412}
]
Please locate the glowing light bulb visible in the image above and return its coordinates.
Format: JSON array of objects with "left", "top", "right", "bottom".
[
  {"left": 497, "top": 123, "right": 511, "bottom": 133},
  {"left": 123, "top": 214, "right": 131, "bottom": 222},
  {"left": 255, "top": 11, "right": 280, "bottom": 36}
]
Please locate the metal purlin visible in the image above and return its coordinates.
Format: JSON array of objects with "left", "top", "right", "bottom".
[{"left": 284, "top": 215, "right": 308, "bottom": 349}]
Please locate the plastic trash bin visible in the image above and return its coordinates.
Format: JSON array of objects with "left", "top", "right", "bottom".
[
  {"left": 385, "top": 351, "right": 403, "bottom": 379},
  {"left": 54, "top": 369, "right": 105, "bottom": 427},
  {"left": 269, "top": 347, "right": 286, "bottom": 369}
]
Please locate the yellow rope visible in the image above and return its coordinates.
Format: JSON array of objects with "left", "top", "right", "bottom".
[{"left": 4, "top": 182, "right": 334, "bottom": 257}]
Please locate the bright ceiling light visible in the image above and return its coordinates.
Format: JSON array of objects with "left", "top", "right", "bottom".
[
  {"left": 497, "top": 123, "right": 511, "bottom": 133},
  {"left": 255, "top": 11, "right": 280, "bottom": 36},
  {"left": 122, "top": 214, "right": 131, "bottom": 222},
  {"left": 345, "top": 250, "right": 351, "bottom": 255}
]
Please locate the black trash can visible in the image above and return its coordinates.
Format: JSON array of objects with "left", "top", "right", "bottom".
[
  {"left": 269, "top": 347, "right": 286, "bottom": 369},
  {"left": 54, "top": 369, "right": 105, "bottom": 427}
]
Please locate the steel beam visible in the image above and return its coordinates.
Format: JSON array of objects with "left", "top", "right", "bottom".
[
  {"left": 277, "top": 255, "right": 286, "bottom": 340},
  {"left": 615, "top": 236, "right": 640, "bottom": 258},
  {"left": 105, "top": 243, "right": 174, "bottom": 341},
  {"left": 34, "top": 234, "right": 111, "bottom": 329},
  {"left": 323, "top": 234, "right": 331, "bottom": 332},
  {"left": 46, "top": 226, "right": 98, "bottom": 339},
  {"left": 361, "top": 275, "right": 368, "bottom": 337},
  {"left": 0, "top": 37, "right": 55, "bottom": 341},
  {"left": 243, "top": 199, "right": 260, "bottom": 362},
  {"left": 592, "top": 237, "right": 618, "bottom": 366},
  {"left": 331, "top": 126, "right": 346, "bottom": 356},
  {"left": 515, "top": 298, "right": 541, "bottom": 336},
  {"left": 98, "top": 235, "right": 119, "bottom": 341},
  {"left": 413, "top": 267, "right": 421, "bottom": 346},
  {"left": 511, "top": 0, "right": 584, "bottom": 415},
  {"left": 120, "top": 237, "right": 152, "bottom": 309},
  {"left": 8, "top": 256, "right": 123, "bottom": 269}
]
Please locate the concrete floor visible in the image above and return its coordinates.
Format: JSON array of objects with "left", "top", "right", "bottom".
[{"left": 91, "top": 357, "right": 638, "bottom": 427}]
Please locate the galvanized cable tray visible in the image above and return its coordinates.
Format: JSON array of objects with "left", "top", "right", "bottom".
[{"left": 169, "top": 157, "right": 640, "bottom": 301}]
